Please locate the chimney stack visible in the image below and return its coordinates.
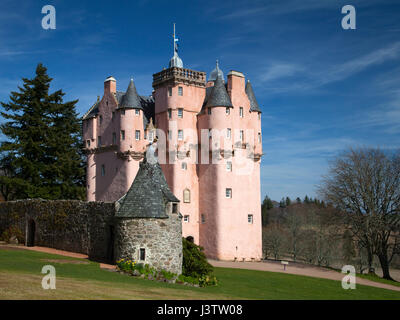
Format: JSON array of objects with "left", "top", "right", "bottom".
[{"left": 104, "top": 76, "right": 116, "bottom": 94}]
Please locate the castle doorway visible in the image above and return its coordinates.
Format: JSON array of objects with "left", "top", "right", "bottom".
[
  {"left": 107, "top": 225, "right": 115, "bottom": 263},
  {"left": 27, "top": 219, "right": 35, "bottom": 247}
]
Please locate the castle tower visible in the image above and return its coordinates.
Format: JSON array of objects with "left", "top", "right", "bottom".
[{"left": 151, "top": 25, "right": 206, "bottom": 244}]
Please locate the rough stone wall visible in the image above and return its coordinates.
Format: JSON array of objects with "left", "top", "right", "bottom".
[
  {"left": 0, "top": 200, "right": 115, "bottom": 262},
  {"left": 115, "top": 213, "right": 182, "bottom": 274}
]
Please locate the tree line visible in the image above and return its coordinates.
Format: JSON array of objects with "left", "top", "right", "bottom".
[{"left": 262, "top": 148, "right": 400, "bottom": 281}]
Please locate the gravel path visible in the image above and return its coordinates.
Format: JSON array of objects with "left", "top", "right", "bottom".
[{"left": 209, "top": 259, "right": 400, "bottom": 292}]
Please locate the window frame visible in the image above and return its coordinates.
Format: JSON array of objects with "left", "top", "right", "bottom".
[
  {"left": 226, "top": 188, "right": 232, "bottom": 198},
  {"left": 135, "top": 130, "right": 141, "bottom": 141}
]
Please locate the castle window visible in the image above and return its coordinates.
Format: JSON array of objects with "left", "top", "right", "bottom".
[
  {"left": 258, "top": 132, "right": 261, "bottom": 143},
  {"left": 248, "top": 214, "right": 253, "bottom": 224},
  {"left": 121, "top": 130, "right": 125, "bottom": 141},
  {"left": 148, "top": 131, "right": 154, "bottom": 142},
  {"left": 183, "top": 189, "right": 190, "bottom": 203},
  {"left": 227, "top": 128, "right": 231, "bottom": 139},
  {"left": 99, "top": 115, "right": 103, "bottom": 125},
  {"left": 208, "top": 107, "right": 212, "bottom": 115},
  {"left": 184, "top": 215, "right": 189, "bottom": 222},
  {"left": 97, "top": 136, "right": 102, "bottom": 147},
  {"left": 226, "top": 188, "right": 232, "bottom": 198},
  {"left": 201, "top": 214, "right": 206, "bottom": 224},
  {"left": 101, "top": 164, "right": 105, "bottom": 176},
  {"left": 239, "top": 107, "right": 244, "bottom": 118},
  {"left": 226, "top": 107, "right": 230, "bottom": 115},
  {"left": 178, "top": 86, "right": 183, "bottom": 96},
  {"left": 178, "top": 108, "right": 183, "bottom": 118},
  {"left": 178, "top": 130, "right": 184, "bottom": 141},
  {"left": 135, "top": 109, "right": 140, "bottom": 116},
  {"left": 139, "top": 248, "right": 145, "bottom": 261},
  {"left": 258, "top": 113, "right": 261, "bottom": 120},
  {"left": 240, "top": 130, "right": 244, "bottom": 142},
  {"left": 168, "top": 109, "right": 172, "bottom": 119},
  {"left": 112, "top": 111, "right": 115, "bottom": 121},
  {"left": 87, "top": 140, "right": 91, "bottom": 148},
  {"left": 112, "top": 132, "right": 116, "bottom": 145},
  {"left": 226, "top": 161, "right": 232, "bottom": 172},
  {"left": 181, "top": 162, "right": 187, "bottom": 170},
  {"left": 172, "top": 203, "right": 178, "bottom": 214},
  {"left": 208, "top": 129, "right": 212, "bottom": 139},
  {"left": 135, "top": 130, "right": 141, "bottom": 141},
  {"left": 168, "top": 87, "right": 172, "bottom": 96}
]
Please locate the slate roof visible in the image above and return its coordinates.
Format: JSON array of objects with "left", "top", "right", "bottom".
[
  {"left": 245, "top": 80, "right": 261, "bottom": 113},
  {"left": 115, "top": 158, "right": 179, "bottom": 219},
  {"left": 205, "top": 74, "right": 233, "bottom": 109},
  {"left": 119, "top": 79, "right": 142, "bottom": 110},
  {"left": 82, "top": 100, "right": 100, "bottom": 120}
]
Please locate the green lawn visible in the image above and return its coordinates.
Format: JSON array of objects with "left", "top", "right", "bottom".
[{"left": 0, "top": 247, "right": 399, "bottom": 300}]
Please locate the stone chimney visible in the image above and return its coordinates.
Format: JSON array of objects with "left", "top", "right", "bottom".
[
  {"left": 104, "top": 76, "right": 116, "bottom": 94},
  {"left": 227, "top": 70, "right": 245, "bottom": 93}
]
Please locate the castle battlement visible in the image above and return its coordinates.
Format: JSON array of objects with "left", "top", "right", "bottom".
[{"left": 152, "top": 67, "right": 206, "bottom": 89}]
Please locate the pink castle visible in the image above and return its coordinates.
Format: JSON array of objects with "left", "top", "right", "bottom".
[{"left": 82, "top": 27, "right": 263, "bottom": 261}]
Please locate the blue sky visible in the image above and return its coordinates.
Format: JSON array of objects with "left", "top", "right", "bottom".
[{"left": 0, "top": 0, "right": 400, "bottom": 201}]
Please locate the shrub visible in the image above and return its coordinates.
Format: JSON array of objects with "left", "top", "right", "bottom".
[
  {"left": 182, "top": 237, "right": 213, "bottom": 278},
  {"left": 1, "top": 225, "right": 24, "bottom": 244}
]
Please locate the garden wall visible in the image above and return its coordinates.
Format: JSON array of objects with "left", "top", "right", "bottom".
[{"left": 0, "top": 199, "right": 115, "bottom": 262}]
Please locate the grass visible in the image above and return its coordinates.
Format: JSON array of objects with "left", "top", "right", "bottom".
[
  {"left": 357, "top": 273, "right": 400, "bottom": 288},
  {"left": 0, "top": 247, "right": 399, "bottom": 300}
]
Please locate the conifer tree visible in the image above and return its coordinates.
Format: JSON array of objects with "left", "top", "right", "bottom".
[
  {"left": 285, "top": 196, "right": 291, "bottom": 207},
  {"left": 296, "top": 197, "right": 301, "bottom": 204},
  {"left": 0, "top": 63, "right": 85, "bottom": 200}
]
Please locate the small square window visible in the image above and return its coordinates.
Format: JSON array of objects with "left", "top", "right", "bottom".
[
  {"left": 135, "top": 130, "right": 141, "bottom": 141},
  {"left": 184, "top": 215, "right": 190, "bottom": 222},
  {"left": 121, "top": 130, "right": 125, "bottom": 141},
  {"left": 139, "top": 248, "right": 145, "bottom": 261},
  {"left": 178, "top": 108, "right": 183, "bottom": 118},
  {"left": 226, "top": 161, "right": 232, "bottom": 172},
  {"left": 178, "top": 86, "right": 183, "bottom": 96},
  {"left": 248, "top": 214, "right": 253, "bottom": 224},
  {"left": 226, "top": 107, "right": 230, "bottom": 115},
  {"left": 181, "top": 162, "right": 187, "bottom": 170},
  {"left": 226, "top": 188, "right": 232, "bottom": 198},
  {"left": 168, "top": 87, "right": 172, "bottom": 96},
  {"left": 178, "top": 130, "right": 184, "bottom": 141},
  {"left": 135, "top": 109, "right": 140, "bottom": 116}
]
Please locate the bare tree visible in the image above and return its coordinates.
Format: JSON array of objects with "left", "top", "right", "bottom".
[{"left": 318, "top": 148, "right": 400, "bottom": 280}]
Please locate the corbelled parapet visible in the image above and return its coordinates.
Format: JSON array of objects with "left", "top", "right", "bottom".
[{"left": 152, "top": 67, "right": 206, "bottom": 89}]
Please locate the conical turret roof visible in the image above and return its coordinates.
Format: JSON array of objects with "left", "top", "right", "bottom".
[
  {"left": 120, "top": 79, "right": 142, "bottom": 109},
  {"left": 115, "top": 157, "right": 179, "bottom": 219},
  {"left": 245, "top": 80, "right": 261, "bottom": 113},
  {"left": 205, "top": 74, "right": 233, "bottom": 108}
]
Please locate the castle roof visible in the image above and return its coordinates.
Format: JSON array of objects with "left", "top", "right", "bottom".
[
  {"left": 208, "top": 60, "right": 224, "bottom": 82},
  {"left": 115, "top": 158, "right": 179, "bottom": 219},
  {"left": 205, "top": 74, "right": 233, "bottom": 109},
  {"left": 245, "top": 80, "right": 261, "bottom": 113},
  {"left": 119, "top": 79, "right": 142, "bottom": 110}
]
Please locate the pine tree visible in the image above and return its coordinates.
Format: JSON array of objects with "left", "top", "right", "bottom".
[
  {"left": 296, "top": 197, "right": 301, "bottom": 204},
  {"left": 304, "top": 195, "right": 310, "bottom": 204},
  {"left": 285, "top": 196, "right": 291, "bottom": 207},
  {"left": 279, "top": 197, "right": 286, "bottom": 208},
  {"left": 0, "top": 63, "right": 85, "bottom": 200},
  {"left": 261, "top": 195, "right": 274, "bottom": 226}
]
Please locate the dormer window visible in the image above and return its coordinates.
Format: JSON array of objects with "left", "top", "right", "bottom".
[{"left": 172, "top": 203, "right": 178, "bottom": 214}]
